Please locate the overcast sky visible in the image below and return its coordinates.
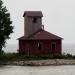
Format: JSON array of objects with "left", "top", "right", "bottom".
[{"left": 2, "top": 0, "right": 75, "bottom": 44}]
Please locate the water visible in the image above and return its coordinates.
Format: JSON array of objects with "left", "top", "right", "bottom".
[{"left": 0, "top": 65, "right": 75, "bottom": 75}]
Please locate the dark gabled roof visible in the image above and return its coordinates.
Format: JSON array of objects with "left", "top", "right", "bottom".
[
  {"left": 18, "top": 30, "right": 63, "bottom": 40},
  {"left": 23, "top": 11, "right": 43, "bottom": 17}
]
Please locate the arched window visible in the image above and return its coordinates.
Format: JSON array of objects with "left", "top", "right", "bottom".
[
  {"left": 51, "top": 42, "right": 56, "bottom": 51},
  {"left": 38, "top": 42, "right": 42, "bottom": 50}
]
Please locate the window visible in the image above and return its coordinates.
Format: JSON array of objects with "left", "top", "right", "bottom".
[
  {"left": 38, "top": 43, "right": 42, "bottom": 50},
  {"left": 33, "top": 18, "right": 37, "bottom": 23},
  {"left": 51, "top": 42, "right": 56, "bottom": 51}
]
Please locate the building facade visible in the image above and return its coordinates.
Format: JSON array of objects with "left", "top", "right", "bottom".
[{"left": 18, "top": 11, "right": 62, "bottom": 56}]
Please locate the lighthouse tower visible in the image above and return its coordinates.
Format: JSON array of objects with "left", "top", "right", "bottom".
[{"left": 23, "top": 11, "right": 43, "bottom": 37}]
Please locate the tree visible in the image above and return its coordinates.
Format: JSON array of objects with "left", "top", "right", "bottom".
[{"left": 0, "top": 0, "right": 13, "bottom": 54}]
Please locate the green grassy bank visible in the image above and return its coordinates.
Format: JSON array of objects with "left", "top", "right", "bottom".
[{"left": 0, "top": 53, "right": 75, "bottom": 62}]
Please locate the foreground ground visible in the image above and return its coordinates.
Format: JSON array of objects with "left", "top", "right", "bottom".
[
  {"left": 0, "top": 65, "right": 75, "bottom": 75},
  {"left": 0, "top": 53, "right": 75, "bottom": 66}
]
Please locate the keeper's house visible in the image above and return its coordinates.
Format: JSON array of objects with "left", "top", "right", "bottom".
[{"left": 18, "top": 11, "right": 63, "bottom": 55}]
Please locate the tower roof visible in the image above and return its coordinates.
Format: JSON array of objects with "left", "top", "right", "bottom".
[{"left": 23, "top": 11, "right": 43, "bottom": 17}]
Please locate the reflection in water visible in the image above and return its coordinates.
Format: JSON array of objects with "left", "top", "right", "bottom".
[{"left": 0, "top": 65, "right": 75, "bottom": 75}]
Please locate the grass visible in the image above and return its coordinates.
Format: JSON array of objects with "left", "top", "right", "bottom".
[{"left": 0, "top": 52, "right": 75, "bottom": 62}]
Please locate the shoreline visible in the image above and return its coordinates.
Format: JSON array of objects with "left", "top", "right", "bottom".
[{"left": 0, "top": 59, "right": 75, "bottom": 66}]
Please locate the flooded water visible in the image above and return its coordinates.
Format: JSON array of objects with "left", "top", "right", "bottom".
[{"left": 0, "top": 65, "right": 75, "bottom": 75}]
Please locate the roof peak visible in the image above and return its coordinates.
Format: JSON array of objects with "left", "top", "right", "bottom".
[{"left": 18, "top": 29, "right": 63, "bottom": 40}]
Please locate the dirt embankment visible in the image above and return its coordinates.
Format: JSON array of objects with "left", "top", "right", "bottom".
[{"left": 0, "top": 59, "right": 75, "bottom": 66}]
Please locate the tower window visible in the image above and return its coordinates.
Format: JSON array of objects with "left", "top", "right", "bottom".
[{"left": 33, "top": 18, "right": 37, "bottom": 23}]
